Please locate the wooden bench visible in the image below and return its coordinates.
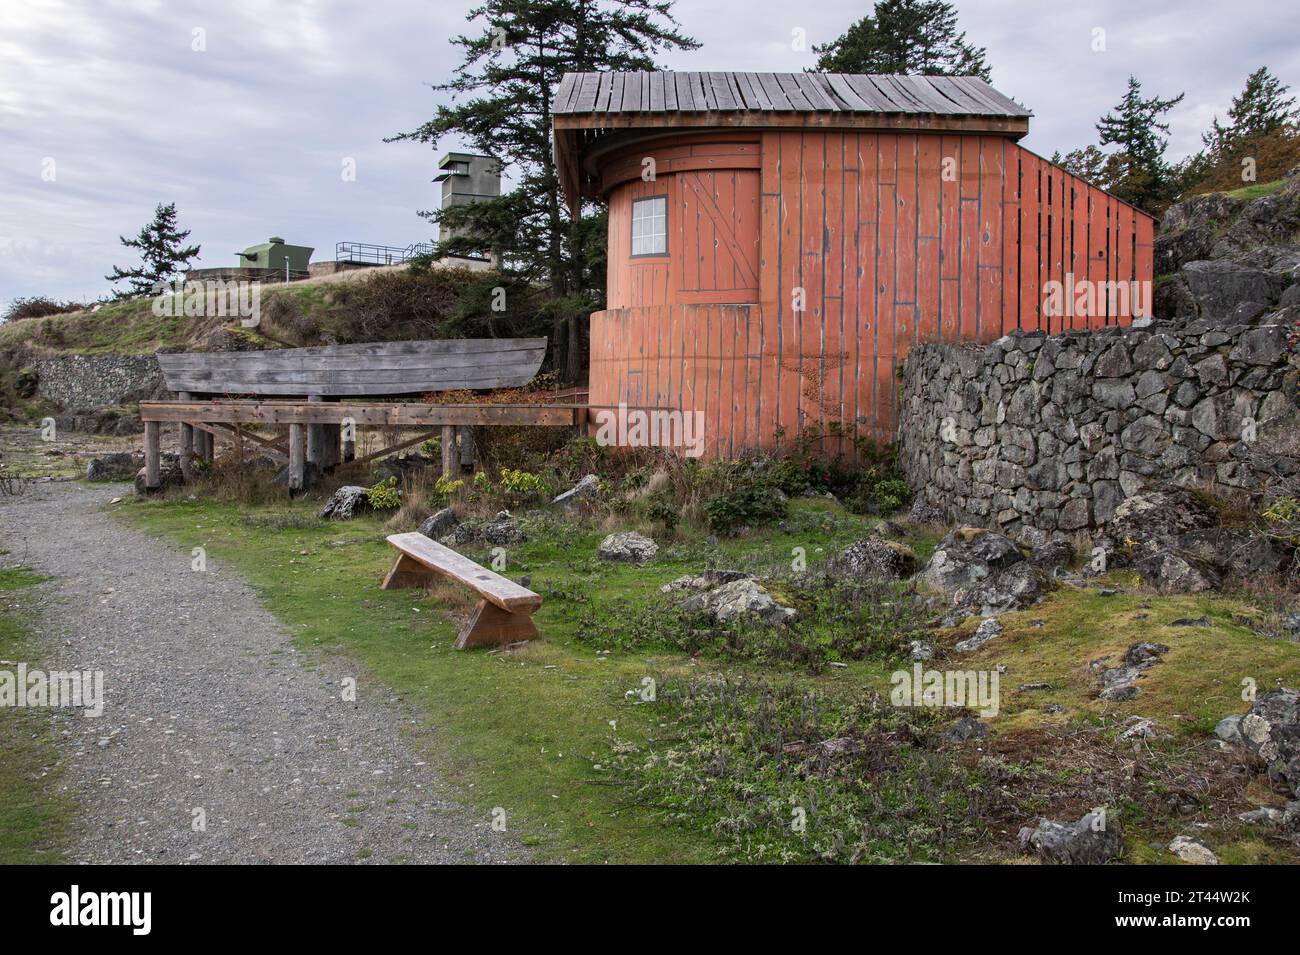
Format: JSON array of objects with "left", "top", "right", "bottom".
[{"left": 382, "top": 532, "right": 542, "bottom": 649}]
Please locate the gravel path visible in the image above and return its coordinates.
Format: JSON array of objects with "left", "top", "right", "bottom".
[{"left": 0, "top": 480, "right": 522, "bottom": 864}]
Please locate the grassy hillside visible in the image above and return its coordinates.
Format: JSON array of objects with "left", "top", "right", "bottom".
[{"left": 0, "top": 263, "right": 544, "bottom": 358}]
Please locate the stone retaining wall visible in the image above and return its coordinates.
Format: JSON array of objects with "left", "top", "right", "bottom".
[
  {"left": 34, "top": 354, "right": 165, "bottom": 411},
  {"left": 898, "top": 318, "right": 1298, "bottom": 538}
]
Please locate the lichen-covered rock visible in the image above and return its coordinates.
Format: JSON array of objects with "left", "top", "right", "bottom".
[
  {"left": 598, "top": 531, "right": 658, "bottom": 564},
  {"left": 481, "top": 510, "right": 524, "bottom": 546},
  {"left": 1234, "top": 688, "right": 1300, "bottom": 798},
  {"left": 660, "top": 569, "right": 751, "bottom": 593},
  {"left": 418, "top": 507, "right": 459, "bottom": 540},
  {"left": 680, "top": 578, "right": 796, "bottom": 627},
  {"left": 943, "top": 715, "right": 988, "bottom": 741},
  {"left": 1022, "top": 811, "right": 1123, "bottom": 865},
  {"left": 1108, "top": 489, "right": 1216, "bottom": 546},
  {"left": 955, "top": 617, "right": 1002, "bottom": 653},
  {"left": 319, "top": 485, "right": 370, "bottom": 520},
  {"left": 919, "top": 528, "right": 1023, "bottom": 594},
  {"left": 920, "top": 528, "right": 1047, "bottom": 615},
  {"left": 1132, "top": 550, "right": 1220, "bottom": 594},
  {"left": 1094, "top": 642, "right": 1169, "bottom": 701},
  {"left": 86, "top": 453, "right": 141, "bottom": 481},
  {"left": 552, "top": 474, "right": 601, "bottom": 508},
  {"left": 1168, "top": 835, "right": 1219, "bottom": 865},
  {"left": 838, "top": 537, "right": 918, "bottom": 578}
]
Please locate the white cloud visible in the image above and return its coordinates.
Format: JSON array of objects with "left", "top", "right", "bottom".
[{"left": 2, "top": 0, "right": 1298, "bottom": 303}]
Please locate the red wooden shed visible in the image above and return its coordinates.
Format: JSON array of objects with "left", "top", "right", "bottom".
[{"left": 553, "top": 71, "right": 1155, "bottom": 456}]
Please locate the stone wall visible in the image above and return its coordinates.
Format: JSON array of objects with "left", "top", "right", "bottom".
[
  {"left": 34, "top": 354, "right": 166, "bottom": 411},
  {"left": 898, "top": 318, "right": 1298, "bottom": 538}
]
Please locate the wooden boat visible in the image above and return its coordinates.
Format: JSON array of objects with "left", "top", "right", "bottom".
[{"left": 156, "top": 338, "right": 548, "bottom": 397}]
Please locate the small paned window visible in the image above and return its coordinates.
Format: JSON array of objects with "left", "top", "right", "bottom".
[{"left": 631, "top": 196, "right": 667, "bottom": 256}]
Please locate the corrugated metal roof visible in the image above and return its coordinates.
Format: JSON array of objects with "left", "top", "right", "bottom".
[{"left": 553, "top": 71, "right": 1031, "bottom": 118}]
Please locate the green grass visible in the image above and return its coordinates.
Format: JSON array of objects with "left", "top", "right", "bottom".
[
  {"left": 119, "top": 494, "right": 1300, "bottom": 864},
  {"left": 0, "top": 567, "right": 74, "bottom": 863},
  {"left": 1221, "top": 178, "right": 1287, "bottom": 201},
  {"left": 0, "top": 276, "right": 355, "bottom": 356},
  {"left": 0, "top": 297, "right": 188, "bottom": 354},
  {"left": 119, "top": 496, "right": 892, "bottom": 863}
]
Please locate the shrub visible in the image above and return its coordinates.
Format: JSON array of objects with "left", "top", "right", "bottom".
[
  {"left": 325, "top": 267, "right": 552, "bottom": 345},
  {"left": 261, "top": 292, "right": 320, "bottom": 343},
  {"left": 703, "top": 483, "right": 787, "bottom": 534},
  {"left": 2, "top": 297, "right": 86, "bottom": 323},
  {"left": 497, "top": 468, "right": 549, "bottom": 507},
  {"left": 1263, "top": 497, "right": 1300, "bottom": 524},
  {"left": 366, "top": 476, "right": 400, "bottom": 510},
  {"left": 431, "top": 475, "right": 464, "bottom": 504},
  {"left": 848, "top": 477, "right": 913, "bottom": 515}
]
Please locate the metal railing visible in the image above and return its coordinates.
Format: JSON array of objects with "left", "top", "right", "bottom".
[{"left": 334, "top": 241, "right": 435, "bottom": 265}]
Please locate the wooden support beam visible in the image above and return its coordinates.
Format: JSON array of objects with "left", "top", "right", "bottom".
[
  {"left": 220, "top": 422, "right": 286, "bottom": 453},
  {"left": 441, "top": 425, "right": 456, "bottom": 478},
  {"left": 306, "top": 395, "right": 324, "bottom": 467},
  {"left": 177, "top": 391, "right": 194, "bottom": 482},
  {"left": 191, "top": 422, "right": 289, "bottom": 463},
  {"left": 140, "top": 400, "right": 590, "bottom": 428},
  {"left": 341, "top": 422, "right": 355, "bottom": 463},
  {"left": 288, "top": 423, "right": 305, "bottom": 493},
  {"left": 457, "top": 426, "right": 475, "bottom": 473},
  {"left": 346, "top": 428, "right": 442, "bottom": 469},
  {"left": 144, "top": 421, "right": 161, "bottom": 489}
]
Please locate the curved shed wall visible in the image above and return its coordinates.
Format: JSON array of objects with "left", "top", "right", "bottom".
[{"left": 590, "top": 129, "right": 1155, "bottom": 456}]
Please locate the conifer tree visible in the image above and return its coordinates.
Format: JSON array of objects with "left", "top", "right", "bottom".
[{"left": 106, "top": 202, "right": 201, "bottom": 299}]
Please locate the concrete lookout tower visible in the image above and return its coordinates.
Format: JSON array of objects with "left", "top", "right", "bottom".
[{"left": 435, "top": 153, "right": 502, "bottom": 259}]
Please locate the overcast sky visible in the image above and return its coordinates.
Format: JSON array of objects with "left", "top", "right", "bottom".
[{"left": 3, "top": 0, "right": 1298, "bottom": 307}]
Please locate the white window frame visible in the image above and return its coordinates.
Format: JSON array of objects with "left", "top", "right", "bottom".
[{"left": 630, "top": 195, "right": 668, "bottom": 257}]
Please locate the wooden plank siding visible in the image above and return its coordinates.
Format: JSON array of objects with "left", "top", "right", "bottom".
[{"left": 589, "top": 131, "right": 1155, "bottom": 456}]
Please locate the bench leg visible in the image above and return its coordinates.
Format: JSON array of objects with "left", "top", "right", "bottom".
[
  {"left": 455, "top": 599, "right": 539, "bottom": 650},
  {"left": 382, "top": 552, "right": 436, "bottom": 590}
]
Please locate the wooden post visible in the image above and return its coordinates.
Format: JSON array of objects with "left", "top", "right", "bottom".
[
  {"left": 288, "top": 423, "right": 305, "bottom": 493},
  {"left": 341, "top": 423, "right": 355, "bottom": 463},
  {"left": 144, "top": 421, "right": 161, "bottom": 489},
  {"left": 321, "top": 397, "right": 341, "bottom": 471},
  {"left": 457, "top": 426, "right": 475, "bottom": 474},
  {"left": 441, "top": 425, "right": 456, "bottom": 479},
  {"left": 177, "top": 391, "right": 194, "bottom": 482},
  {"left": 306, "top": 395, "right": 324, "bottom": 468}
]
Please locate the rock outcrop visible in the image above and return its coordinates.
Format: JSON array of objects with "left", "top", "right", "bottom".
[
  {"left": 1021, "top": 811, "right": 1123, "bottom": 864},
  {"left": 1217, "top": 688, "right": 1300, "bottom": 798},
  {"left": 319, "top": 485, "right": 369, "bottom": 520},
  {"left": 679, "top": 578, "right": 797, "bottom": 627},
  {"left": 837, "top": 536, "right": 919, "bottom": 578},
  {"left": 598, "top": 531, "right": 658, "bottom": 565},
  {"left": 919, "top": 528, "right": 1045, "bottom": 617}
]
